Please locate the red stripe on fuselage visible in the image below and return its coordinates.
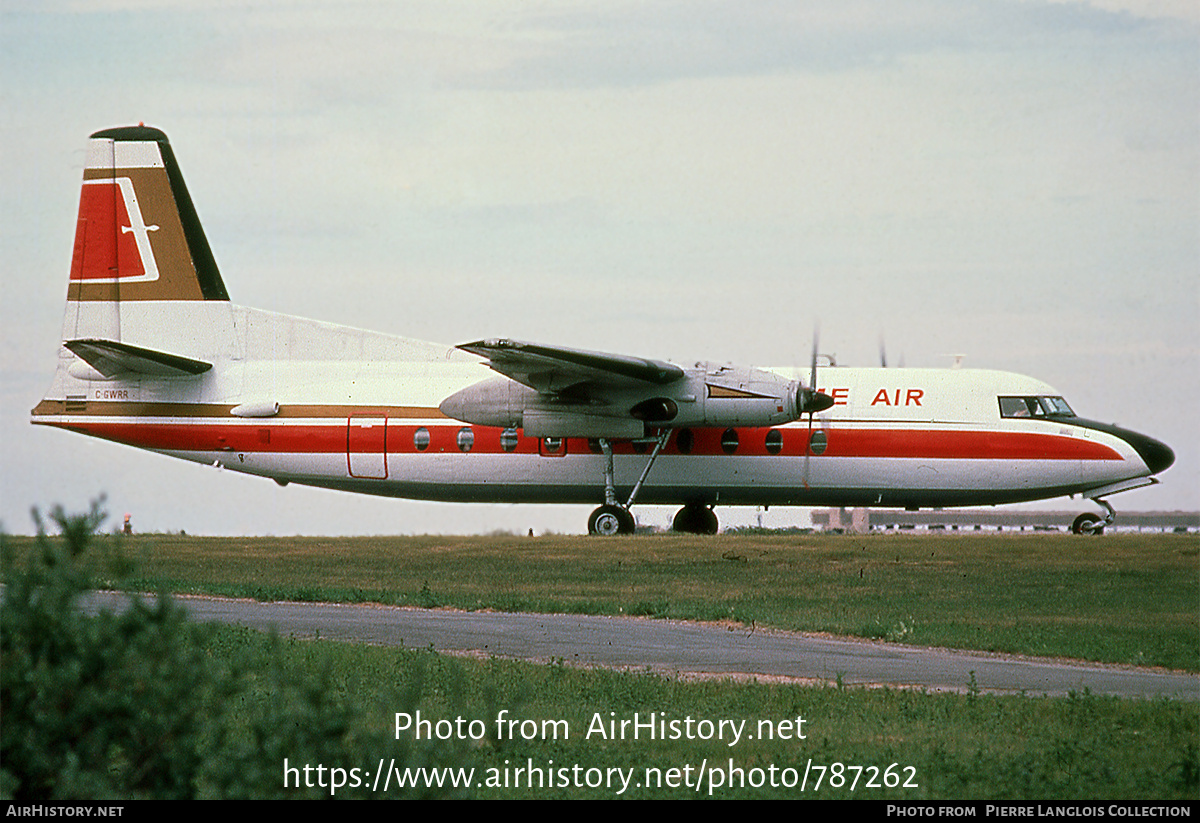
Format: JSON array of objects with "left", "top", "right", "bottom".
[{"left": 41, "top": 418, "right": 1126, "bottom": 461}]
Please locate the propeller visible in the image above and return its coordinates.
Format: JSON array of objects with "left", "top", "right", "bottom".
[
  {"left": 879, "top": 334, "right": 904, "bottom": 368},
  {"left": 797, "top": 327, "right": 834, "bottom": 415},
  {"left": 800, "top": 327, "right": 834, "bottom": 489}
]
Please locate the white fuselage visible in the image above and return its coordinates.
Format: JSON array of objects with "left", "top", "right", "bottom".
[{"left": 34, "top": 299, "right": 1162, "bottom": 511}]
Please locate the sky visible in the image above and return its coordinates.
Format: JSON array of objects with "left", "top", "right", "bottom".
[{"left": 1, "top": 0, "right": 1197, "bottom": 535}]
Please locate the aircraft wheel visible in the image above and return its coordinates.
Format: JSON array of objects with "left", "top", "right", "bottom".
[
  {"left": 1071, "top": 513, "right": 1104, "bottom": 535},
  {"left": 673, "top": 505, "right": 719, "bottom": 535},
  {"left": 671, "top": 506, "right": 697, "bottom": 533},
  {"left": 617, "top": 507, "right": 636, "bottom": 534},
  {"left": 590, "top": 505, "right": 634, "bottom": 536}
]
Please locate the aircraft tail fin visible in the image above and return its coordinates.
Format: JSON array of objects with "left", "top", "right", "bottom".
[{"left": 65, "top": 125, "right": 228, "bottom": 308}]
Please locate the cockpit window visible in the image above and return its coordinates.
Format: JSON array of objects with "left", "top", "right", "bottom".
[
  {"left": 1039, "top": 396, "right": 1074, "bottom": 416},
  {"left": 999, "top": 397, "right": 1036, "bottom": 418},
  {"left": 999, "top": 396, "right": 1075, "bottom": 419}
]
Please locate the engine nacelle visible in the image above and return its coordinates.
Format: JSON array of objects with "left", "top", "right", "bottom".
[
  {"left": 684, "top": 363, "right": 803, "bottom": 428},
  {"left": 438, "top": 363, "right": 826, "bottom": 438},
  {"left": 438, "top": 377, "right": 645, "bottom": 437}
]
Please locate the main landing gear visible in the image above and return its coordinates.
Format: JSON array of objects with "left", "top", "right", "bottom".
[
  {"left": 586, "top": 431, "right": 723, "bottom": 536},
  {"left": 587, "top": 431, "right": 674, "bottom": 536},
  {"left": 587, "top": 432, "right": 668, "bottom": 535},
  {"left": 1072, "top": 498, "right": 1116, "bottom": 535}
]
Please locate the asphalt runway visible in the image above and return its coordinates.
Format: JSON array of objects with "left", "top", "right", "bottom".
[{"left": 82, "top": 590, "right": 1198, "bottom": 700}]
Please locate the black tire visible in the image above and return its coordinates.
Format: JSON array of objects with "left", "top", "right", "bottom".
[
  {"left": 617, "top": 507, "right": 636, "bottom": 534},
  {"left": 590, "top": 505, "right": 633, "bottom": 536},
  {"left": 673, "top": 504, "right": 719, "bottom": 535},
  {"left": 1072, "top": 513, "right": 1104, "bottom": 535}
]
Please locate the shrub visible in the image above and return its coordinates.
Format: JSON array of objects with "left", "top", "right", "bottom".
[{"left": 1, "top": 502, "right": 469, "bottom": 799}]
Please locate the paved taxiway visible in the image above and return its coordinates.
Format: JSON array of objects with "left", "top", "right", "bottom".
[{"left": 82, "top": 591, "right": 1197, "bottom": 700}]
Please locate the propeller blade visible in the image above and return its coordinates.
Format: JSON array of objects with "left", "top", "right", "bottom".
[
  {"left": 810, "top": 325, "right": 820, "bottom": 392},
  {"left": 803, "top": 409, "right": 813, "bottom": 489},
  {"left": 797, "top": 324, "right": 834, "bottom": 414}
]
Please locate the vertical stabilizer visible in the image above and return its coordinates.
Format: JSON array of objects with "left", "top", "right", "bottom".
[{"left": 65, "top": 126, "right": 228, "bottom": 330}]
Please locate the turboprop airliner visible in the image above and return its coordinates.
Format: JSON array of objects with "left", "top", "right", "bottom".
[{"left": 32, "top": 126, "right": 1175, "bottom": 535}]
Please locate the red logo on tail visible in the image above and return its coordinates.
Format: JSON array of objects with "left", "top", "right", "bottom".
[{"left": 70, "top": 178, "right": 160, "bottom": 283}]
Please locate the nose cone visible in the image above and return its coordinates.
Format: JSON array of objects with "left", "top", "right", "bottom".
[
  {"left": 1127, "top": 432, "right": 1175, "bottom": 475},
  {"left": 1104, "top": 423, "right": 1175, "bottom": 475},
  {"left": 1068, "top": 418, "right": 1176, "bottom": 477}
]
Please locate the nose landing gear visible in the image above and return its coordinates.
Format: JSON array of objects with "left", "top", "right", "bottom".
[{"left": 1072, "top": 498, "right": 1116, "bottom": 535}]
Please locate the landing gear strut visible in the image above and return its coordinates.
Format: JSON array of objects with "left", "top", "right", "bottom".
[
  {"left": 1072, "top": 498, "right": 1116, "bottom": 535},
  {"left": 587, "top": 430, "right": 671, "bottom": 536}
]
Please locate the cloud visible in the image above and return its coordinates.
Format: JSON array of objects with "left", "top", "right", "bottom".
[
  {"left": 423, "top": 0, "right": 1181, "bottom": 89},
  {"left": 1028, "top": 0, "right": 1200, "bottom": 24}
]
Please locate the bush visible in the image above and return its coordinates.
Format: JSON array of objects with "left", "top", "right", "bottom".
[{"left": 1, "top": 501, "right": 469, "bottom": 799}]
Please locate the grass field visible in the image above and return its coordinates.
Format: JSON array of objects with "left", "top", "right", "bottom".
[
  {"left": 11, "top": 530, "right": 1194, "bottom": 671},
  {"left": 217, "top": 623, "right": 1200, "bottom": 799},
  {"left": 3, "top": 525, "right": 1197, "bottom": 799}
]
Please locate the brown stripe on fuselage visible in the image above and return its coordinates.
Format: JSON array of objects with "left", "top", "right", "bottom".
[{"left": 30, "top": 399, "right": 448, "bottom": 419}]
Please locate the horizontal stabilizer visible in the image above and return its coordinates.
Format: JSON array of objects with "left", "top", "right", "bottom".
[{"left": 64, "top": 338, "right": 212, "bottom": 377}]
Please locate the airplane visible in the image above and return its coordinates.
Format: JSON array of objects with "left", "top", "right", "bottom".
[{"left": 32, "top": 126, "right": 1175, "bottom": 536}]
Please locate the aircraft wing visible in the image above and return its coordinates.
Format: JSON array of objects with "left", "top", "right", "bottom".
[{"left": 458, "top": 338, "right": 684, "bottom": 394}]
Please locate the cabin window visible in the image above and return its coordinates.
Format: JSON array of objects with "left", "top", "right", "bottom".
[
  {"left": 413, "top": 427, "right": 430, "bottom": 451},
  {"left": 540, "top": 436, "right": 567, "bottom": 457},
  {"left": 808, "top": 429, "right": 827, "bottom": 455},
  {"left": 765, "top": 429, "right": 783, "bottom": 455},
  {"left": 457, "top": 427, "right": 474, "bottom": 452},
  {"left": 675, "top": 428, "right": 693, "bottom": 455},
  {"left": 721, "top": 428, "right": 739, "bottom": 455},
  {"left": 501, "top": 427, "right": 519, "bottom": 452}
]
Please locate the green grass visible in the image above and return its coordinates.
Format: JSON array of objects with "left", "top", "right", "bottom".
[
  {"left": 6, "top": 531, "right": 1193, "bottom": 671},
  {"left": 211, "top": 622, "right": 1200, "bottom": 799},
  {"left": 4, "top": 518, "right": 1197, "bottom": 800}
]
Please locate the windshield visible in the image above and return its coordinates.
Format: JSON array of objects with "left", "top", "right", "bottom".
[{"left": 998, "top": 395, "right": 1075, "bottom": 419}]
